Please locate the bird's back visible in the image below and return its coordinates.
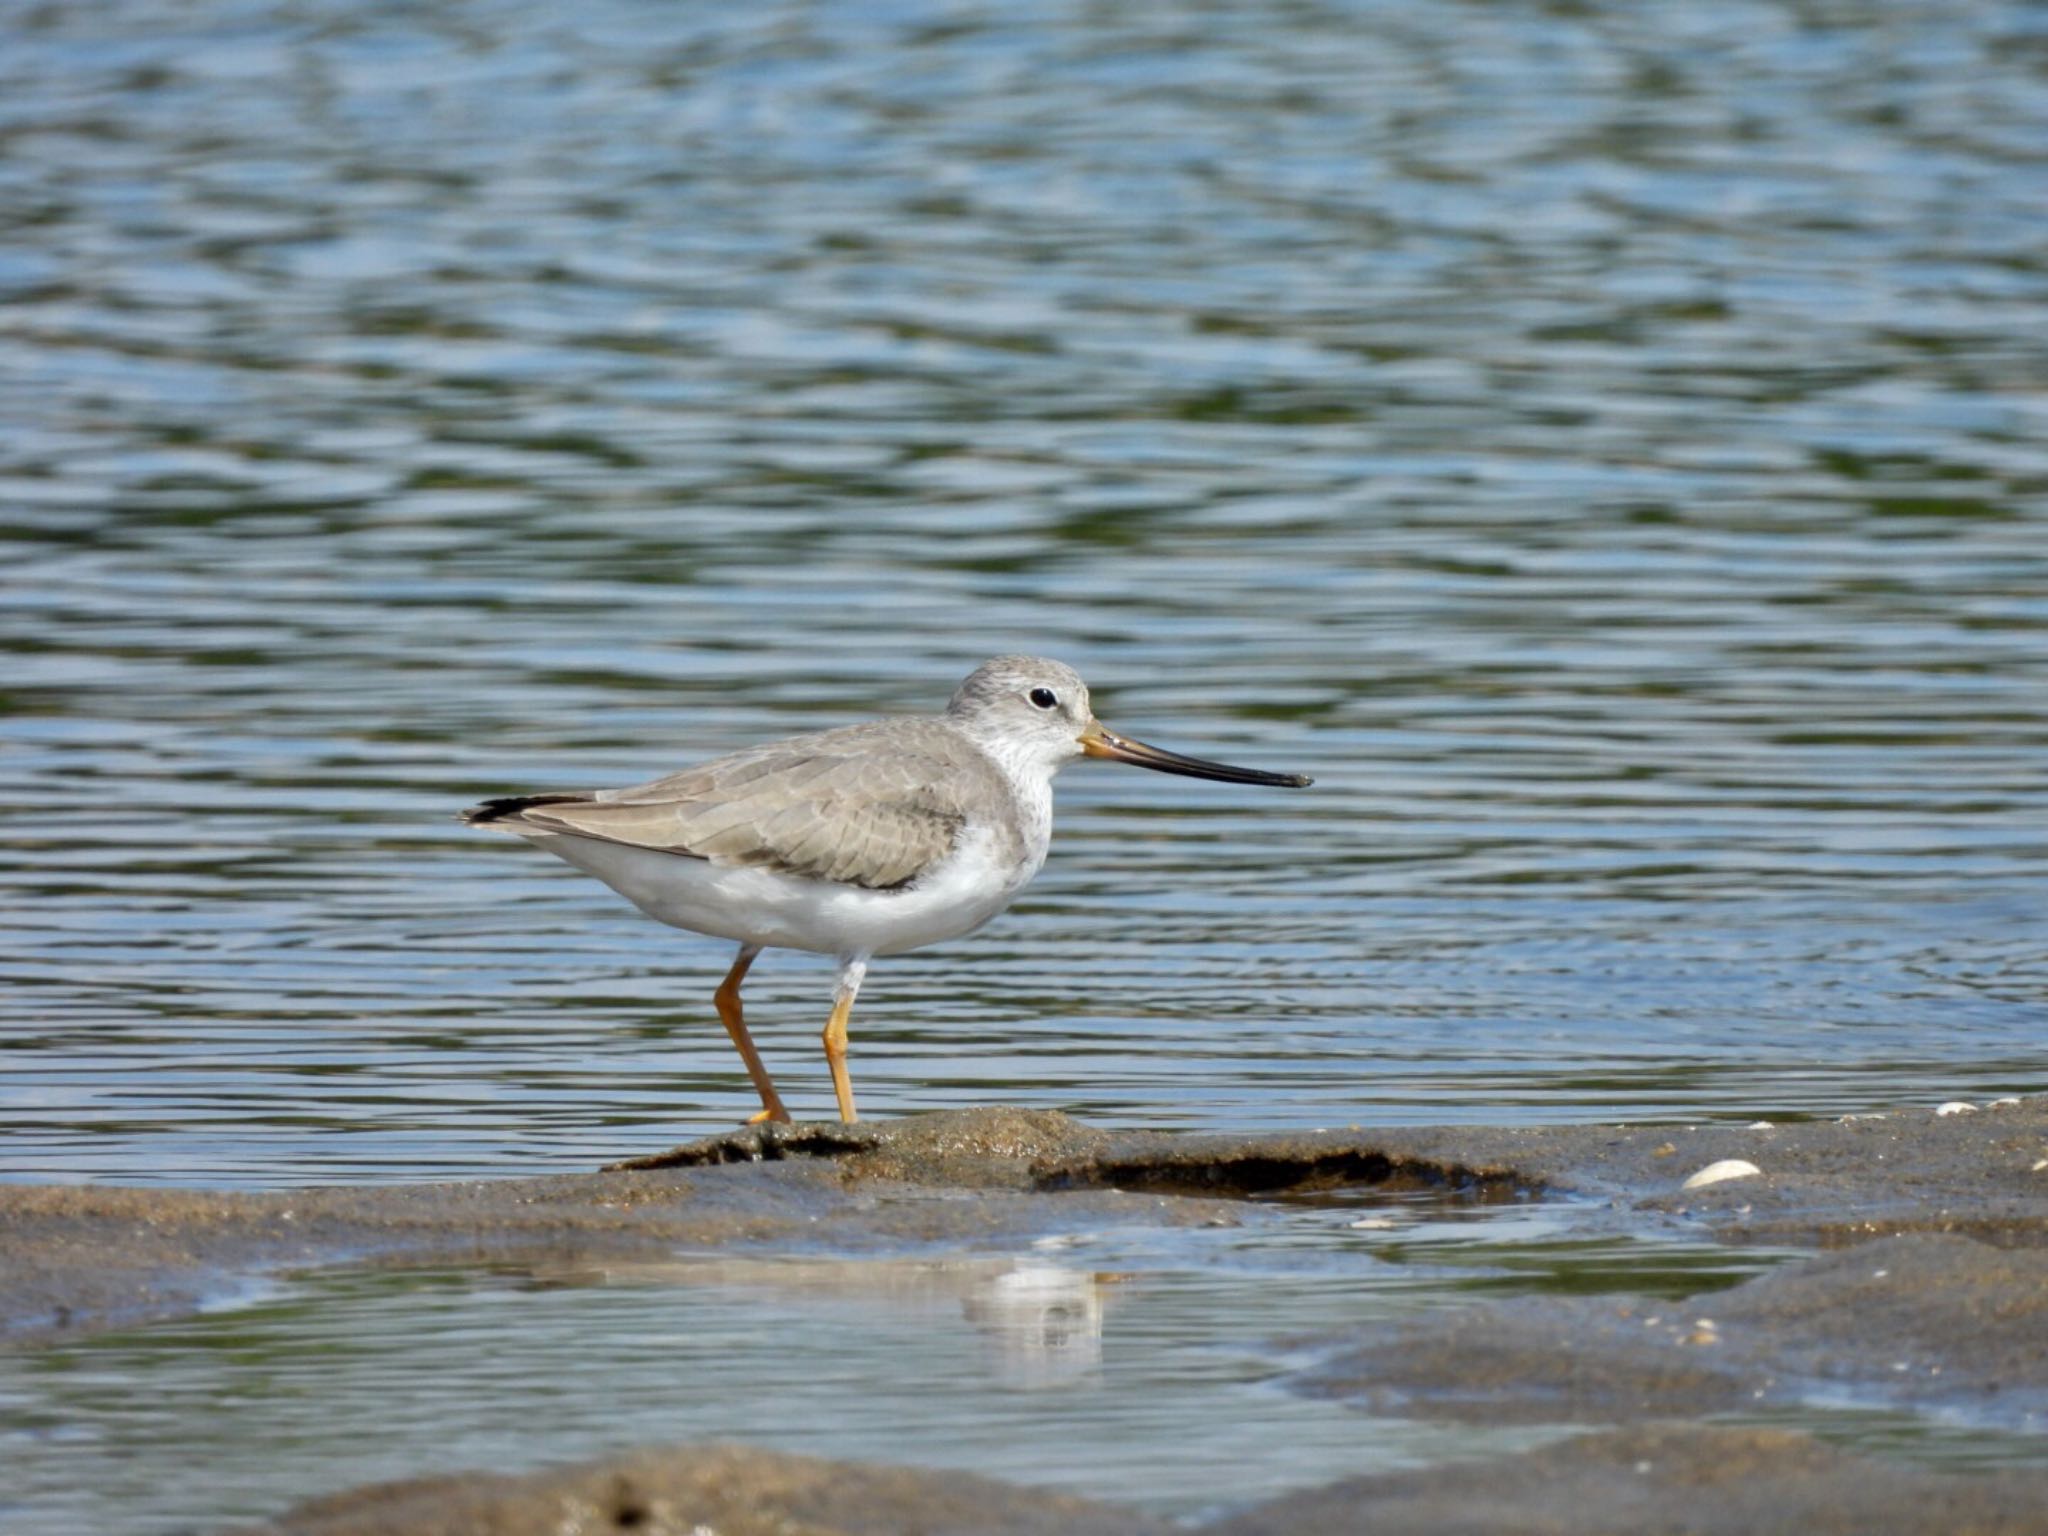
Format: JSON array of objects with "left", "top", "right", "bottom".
[{"left": 466, "top": 715, "right": 1036, "bottom": 894}]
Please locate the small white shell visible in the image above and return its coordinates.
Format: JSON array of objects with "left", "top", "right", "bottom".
[
  {"left": 1935, "top": 1101, "right": 1978, "bottom": 1117},
  {"left": 1682, "top": 1158, "right": 1762, "bottom": 1190}
]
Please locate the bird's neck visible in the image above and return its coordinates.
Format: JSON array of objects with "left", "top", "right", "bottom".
[{"left": 956, "top": 725, "right": 1060, "bottom": 859}]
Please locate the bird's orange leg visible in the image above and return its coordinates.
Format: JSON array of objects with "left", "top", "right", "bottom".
[
  {"left": 714, "top": 944, "right": 790, "bottom": 1125},
  {"left": 822, "top": 955, "right": 867, "bottom": 1124},
  {"left": 822, "top": 996, "right": 857, "bottom": 1124}
]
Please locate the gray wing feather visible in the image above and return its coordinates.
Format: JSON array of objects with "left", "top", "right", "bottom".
[{"left": 497, "top": 718, "right": 998, "bottom": 891}]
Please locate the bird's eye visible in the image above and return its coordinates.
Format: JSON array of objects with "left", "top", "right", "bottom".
[{"left": 1028, "top": 687, "right": 1059, "bottom": 710}]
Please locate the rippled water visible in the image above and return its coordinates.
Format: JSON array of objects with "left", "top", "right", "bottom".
[
  {"left": 4, "top": 3, "right": 2046, "bottom": 1530},
  {"left": 3, "top": 0, "right": 2046, "bottom": 1192}
]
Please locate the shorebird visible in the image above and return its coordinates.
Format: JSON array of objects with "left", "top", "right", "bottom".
[{"left": 462, "top": 655, "right": 1310, "bottom": 1125}]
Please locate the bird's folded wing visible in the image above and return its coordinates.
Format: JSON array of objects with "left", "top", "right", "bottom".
[{"left": 503, "top": 748, "right": 968, "bottom": 891}]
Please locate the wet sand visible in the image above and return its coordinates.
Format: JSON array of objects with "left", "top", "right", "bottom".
[
  {"left": 223, "top": 1427, "right": 2048, "bottom": 1536},
  {"left": 0, "top": 1109, "right": 1231, "bottom": 1342},
  {"left": 7, "top": 1097, "right": 2046, "bottom": 1532}
]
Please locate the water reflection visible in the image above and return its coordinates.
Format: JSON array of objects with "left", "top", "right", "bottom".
[
  {"left": 534, "top": 1253, "right": 1116, "bottom": 1390},
  {"left": 963, "top": 1261, "right": 1111, "bottom": 1390}
]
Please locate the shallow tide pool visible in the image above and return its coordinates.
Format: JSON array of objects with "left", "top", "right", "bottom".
[{"left": 0, "top": 1194, "right": 1828, "bottom": 1531}]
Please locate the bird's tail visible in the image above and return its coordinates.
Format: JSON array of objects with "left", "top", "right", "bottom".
[{"left": 459, "top": 792, "right": 594, "bottom": 827}]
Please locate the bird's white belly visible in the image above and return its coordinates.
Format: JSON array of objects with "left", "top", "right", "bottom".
[{"left": 527, "top": 822, "right": 1043, "bottom": 959}]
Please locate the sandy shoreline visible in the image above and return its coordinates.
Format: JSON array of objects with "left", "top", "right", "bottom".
[{"left": 7, "top": 1098, "right": 2046, "bottom": 1532}]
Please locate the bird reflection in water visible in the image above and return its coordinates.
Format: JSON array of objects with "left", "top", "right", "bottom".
[
  {"left": 961, "top": 1260, "right": 1116, "bottom": 1390},
  {"left": 521, "top": 1253, "right": 1122, "bottom": 1390}
]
